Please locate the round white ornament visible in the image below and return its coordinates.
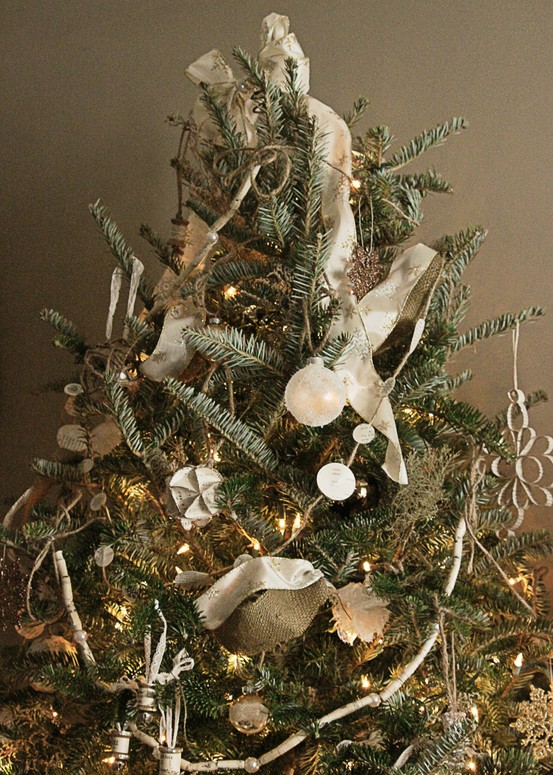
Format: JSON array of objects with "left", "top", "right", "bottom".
[
  {"left": 64, "top": 383, "right": 83, "bottom": 397},
  {"left": 90, "top": 492, "right": 107, "bottom": 511},
  {"left": 316, "top": 463, "right": 356, "bottom": 501},
  {"left": 353, "top": 423, "right": 376, "bottom": 444},
  {"left": 94, "top": 545, "right": 114, "bottom": 567},
  {"left": 285, "top": 357, "right": 346, "bottom": 427},
  {"left": 57, "top": 424, "right": 87, "bottom": 453}
]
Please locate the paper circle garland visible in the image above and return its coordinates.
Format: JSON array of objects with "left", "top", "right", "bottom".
[
  {"left": 284, "top": 357, "right": 346, "bottom": 427},
  {"left": 353, "top": 423, "right": 376, "bottom": 444},
  {"left": 316, "top": 463, "right": 356, "bottom": 501}
]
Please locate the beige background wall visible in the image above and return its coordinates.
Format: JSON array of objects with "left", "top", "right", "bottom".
[{"left": 1, "top": 1, "right": 552, "bottom": 535}]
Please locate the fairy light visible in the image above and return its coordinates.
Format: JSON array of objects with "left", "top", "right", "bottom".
[
  {"left": 177, "top": 543, "right": 190, "bottom": 555},
  {"left": 360, "top": 675, "right": 370, "bottom": 690},
  {"left": 292, "top": 513, "right": 302, "bottom": 531},
  {"left": 467, "top": 761, "right": 477, "bottom": 772},
  {"left": 362, "top": 560, "right": 371, "bottom": 573},
  {"left": 277, "top": 518, "right": 286, "bottom": 534},
  {"left": 351, "top": 179, "right": 362, "bottom": 190},
  {"left": 508, "top": 577, "right": 517, "bottom": 586},
  {"left": 102, "top": 757, "right": 116, "bottom": 765},
  {"left": 51, "top": 710, "right": 59, "bottom": 719},
  {"left": 224, "top": 285, "right": 238, "bottom": 299},
  {"left": 252, "top": 540, "right": 261, "bottom": 552},
  {"left": 513, "top": 652, "right": 524, "bottom": 674},
  {"left": 470, "top": 705, "right": 479, "bottom": 722},
  {"left": 213, "top": 451, "right": 222, "bottom": 462}
]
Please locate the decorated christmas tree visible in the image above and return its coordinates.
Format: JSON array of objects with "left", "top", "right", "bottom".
[{"left": 3, "top": 13, "right": 553, "bottom": 775}]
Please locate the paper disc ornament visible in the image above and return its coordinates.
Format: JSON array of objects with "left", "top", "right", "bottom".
[
  {"left": 167, "top": 466, "right": 223, "bottom": 529},
  {"left": 317, "top": 463, "right": 356, "bottom": 501},
  {"left": 285, "top": 357, "right": 346, "bottom": 427},
  {"left": 196, "top": 557, "right": 328, "bottom": 654}
]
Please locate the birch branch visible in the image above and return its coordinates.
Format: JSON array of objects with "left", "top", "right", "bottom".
[{"left": 54, "top": 549, "right": 96, "bottom": 665}]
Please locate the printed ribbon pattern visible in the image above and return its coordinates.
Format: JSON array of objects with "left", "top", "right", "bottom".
[{"left": 186, "top": 13, "right": 442, "bottom": 483}]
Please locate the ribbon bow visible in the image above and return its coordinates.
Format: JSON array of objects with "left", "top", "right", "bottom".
[{"left": 186, "top": 14, "right": 441, "bottom": 484}]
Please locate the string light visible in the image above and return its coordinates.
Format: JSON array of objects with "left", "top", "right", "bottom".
[
  {"left": 467, "top": 761, "right": 477, "bottom": 772},
  {"left": 362, "top": 560, "right": 371, "bottom": 573},
  {"left": 360, "top": 676, "right": 370, "bottom": 690},
  {"left": 102, "top": 757, "right": 116, "bottom": 765},
  {"left": 224, "top": 285, "right": 238, "bottom": 299},
  {"left": 252, "top": 540, "right": 261, "bottom": 552},
  {"left": 51, "top": 710, "right": 59, "bottom": 719},
  {"left": 508, "top": 577, "right": 517, "bottom": 586},
  {"left": 177, "top": 543, "right": 190, "bottom": 555},
  {"left": 213, "top": 451, "right": 222, "bottom": 462},
  {"left": 470, "top": 705, "right": 479, "bottom": 722},
  {"left": 513, "top": 652, "right": 524, "bottom": 674},
  {"left": 292, "top": 513, "right": 302, "bottom": 531},
  {"left": 277, "top": 518, "right": 286, "bottom": 534},
  {"left": 351, "top": 179, "right": 362, "bottom": 190}
]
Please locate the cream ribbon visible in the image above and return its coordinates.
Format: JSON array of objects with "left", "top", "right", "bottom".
[
  {"left": 186, "top": 14, "right": 441, "bottom": 483},
  {"left": 196, "top": 556, "right": 323, "bottom": 630}
]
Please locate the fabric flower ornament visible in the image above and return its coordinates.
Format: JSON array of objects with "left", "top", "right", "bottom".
[
  {"left": 331, "top": 582, "right": 390, "bottom": 645},
  {"left": 167, "top": 466, "right": 223, "bottom": 529}
]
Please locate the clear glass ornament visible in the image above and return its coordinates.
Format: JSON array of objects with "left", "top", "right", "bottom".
[
  {"left": 284, "top": 357, "right": 346, "bottom": 427},
  {"left": 229, "top": 692, "right": 269, "bottom": 735}
]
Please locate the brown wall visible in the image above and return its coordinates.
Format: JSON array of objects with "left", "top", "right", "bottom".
[{"left": 1, "top": 1, "right": 552, "bottom": 535}]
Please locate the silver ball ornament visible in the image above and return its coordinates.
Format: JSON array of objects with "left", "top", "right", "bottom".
[
  {"left": 366, "top": 692, "right": 382, "bottom": 707},
  {"left": 284, "top": 357, "right": 346, "bottom": 427},
  {"left": 244, "top": 757, "right": 261, "bottom": 773}
]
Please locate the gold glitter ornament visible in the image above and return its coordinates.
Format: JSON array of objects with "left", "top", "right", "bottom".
[
  {"left": 347, "top": 245, "right": 382, "bottom": 301},
  {"left": 512, "top": 685, "right": 553, "bottom": 760}
]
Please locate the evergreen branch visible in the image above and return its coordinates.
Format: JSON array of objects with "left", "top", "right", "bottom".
[
  {"left": 40, "top": 309, "right": 87, "bottom": 358},
  {"left": 31, "top": 458, "right": 87, "bottom": 483},
  {"left": 89, "top": 200, "right": 153, "bottom": 308},
  {"left": 104, "top": 380, "right": 146, "bottom": 457},
  {"left": 139, "top": 222, "right": 181, "bottom": 274},
  {"left": 181, "top": 327, "right": 284, "bottom": 374},
  {"left": 343, "top": 96, "right": 370, "bottom": 128},
  {"left": 451, "top": 307, "right": 545, "bottom": 351},
  {"left": 387, "top": 117, "right": 468, "bottom": 170},
  {"left": 399, "top": 168, "right": 454, "bottom": 195},
  {"left": 408, "top": 721, "right": 471, "bottom": 774},
  {"left": 165, "top": 379, "right": 279, "bottom": 471}
]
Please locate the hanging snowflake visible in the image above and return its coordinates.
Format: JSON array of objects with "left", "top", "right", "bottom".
[{"left": 512, "top": 685, "right": 553, "bottom": 760}]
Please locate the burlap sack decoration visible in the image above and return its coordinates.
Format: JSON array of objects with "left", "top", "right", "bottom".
[{"left": 196, "top": 557, "right": 329, "bottom": 655}]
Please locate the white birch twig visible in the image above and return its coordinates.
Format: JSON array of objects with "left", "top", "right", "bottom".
[{"left": 54, "top": 549, "right": 96, "bottom": 665}]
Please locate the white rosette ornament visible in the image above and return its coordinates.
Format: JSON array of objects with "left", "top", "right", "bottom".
[
  {"left": 331, "top": 581, "right": 390, "bottom": 646},
  {"left": 167, "top": 466, "right": 223, "bottom": 529}
]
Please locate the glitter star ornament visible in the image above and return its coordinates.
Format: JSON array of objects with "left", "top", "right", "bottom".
[
  {"left": 512, "top": 685, "right": 553, "bottom": 760},
  {"left": 347, "top": 245, "right": 382, "bottom": 301}
]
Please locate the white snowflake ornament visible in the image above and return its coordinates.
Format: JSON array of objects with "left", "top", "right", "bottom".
[
  {"left": 332, "top": 581, "right": 390, "bottom": 645},
  {"left": 168, "top": 466, "right": 223, "bottom": 529}
]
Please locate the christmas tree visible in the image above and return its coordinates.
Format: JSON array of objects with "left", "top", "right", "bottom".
[{"left": 2, "top": 12, "right": 553, "bottom": 775}]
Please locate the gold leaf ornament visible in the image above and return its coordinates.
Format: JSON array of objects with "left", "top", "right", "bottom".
[{"left": 512, "top": 685, "right": 553, "bottom": 760}]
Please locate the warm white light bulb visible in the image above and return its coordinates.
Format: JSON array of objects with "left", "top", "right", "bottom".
[
  {"left": 470, "top": 705, "right": 479, "bottom": 722},
  {"left": 360, "top": 676, "right": 370, "bottom": 690},
  {"left": 224, "top": 285, "right": 238, "bottom": 299},
  {"left": 362, "top": 560, "right": 371, "bottom": 572},
  {"left": 177, "top": 543, "right": 190, "bottom": 555},
  {"left": 277, "top": 518, "right": 286, "bottom": 534}
]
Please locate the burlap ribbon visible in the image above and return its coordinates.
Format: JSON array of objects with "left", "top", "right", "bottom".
[
  {"left": 186, "top": 14, "right": 442, "bottom": 483},
  {"left": 196, "top": 557, "right": 328, "bottom": 654}
]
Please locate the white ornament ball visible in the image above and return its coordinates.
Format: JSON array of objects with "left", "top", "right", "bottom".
[
  {"left": 244, "top": 757, "right": 261, "bottom": 773},
  {"left": 284, "top": 357, "right": 346, "bottom": 427}
]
